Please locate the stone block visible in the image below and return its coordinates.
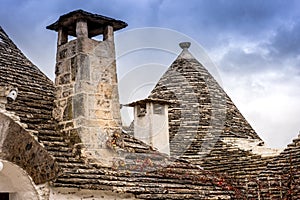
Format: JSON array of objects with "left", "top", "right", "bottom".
[
  {"left": 58, "top": 73, "right": 71, "bottom": 85},
  {"left": 77, "top": 54, "right": 90, "bottom": 81},
  {"left": 53, "top": 106, "right": 63, "bottom": 121},
  {"left": 63, "top": 97, "right": 73, "bottom": 121},
  {"left": 55, "top": 60, "right": 71, "bottom": 76},
  {"left": 94, "top": 40, "right": 115, "bottom": 59},
  {"left": 75, "top": 81, "right": 95, "bottom": 92},
  {"left": 58, "top": 48, "right": 67, "bottom": 60},
  {"left": 97, "top": 83, "right": 113, "bottom": 99},
  {"left": 54, "top": 86, "right": 62, "bottom": 99},
  {"left": 53, "top": 26, "right": 122, "bottom": 165},
  {"left": 109, "top": 120, "right": 118, "bottom": 128},
  {"left": 73, "top": 93, "right": 87, "bottom": 118},
  {"left": 98, "top": 119, "right": 110, "bottom": 127},
  {"left": 58, "top": 40, "right": 77, "bottom": 59},
  {"left": 76, "top": 37, "right": 98, "bottom": 53},
  {"left": 58, "top": 99, "right": 67, "bottom": 107},
  {"left": 62, "top": 89, "right": 73, "bottom": 98},
  {"left": 95, "top": 109, "right": 112, "bottom": 120},
  {"left": 84, "top": 119, "right": 100, "bottom": 127},
  {"left": 96, "top": 99, "right": 110, "bottom": 109},
  {"left": 70, "top": 56, "right": 77, "bottom": 81}
]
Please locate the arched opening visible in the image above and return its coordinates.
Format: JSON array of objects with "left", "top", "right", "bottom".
[{"left": 0, "top": 160, "right": 39, "bottom": 200}]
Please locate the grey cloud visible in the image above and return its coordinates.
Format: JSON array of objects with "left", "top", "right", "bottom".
[
  {"left": 219, "top": 48, "right": 271, "bottom": 73},
  {"left": 266, "top": 20, "right": 300, "bottom": 58},
  {"left": 158, "top": 0, "right": 299, "bottom": 39},
  {"left": 136, "top": 0, "right": 289, "bottom": 52}
]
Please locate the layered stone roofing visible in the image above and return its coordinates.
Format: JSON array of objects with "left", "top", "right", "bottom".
[
  {"left": 149, "top": 42, "right": 263, "bottom": 164},
  {"left": 147, "top": 42, "right": 284, "bottom": 197},
  {"left": 0, "top": 26, "right": 236, "bottom": 199},
  {"left": 0, "top": 26, "right": 55, "bottom": 133},
  {"left": 256, "top": 134, "right": 300, "bottom": 199}
]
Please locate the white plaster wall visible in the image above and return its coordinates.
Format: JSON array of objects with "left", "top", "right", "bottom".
[
  {"left": 151, "top": 105, "right": 170, "bottom": 155},
  {"left": 0, "top": 160, "right": 39, "bottom": 200},
  {"left": 134, "top": 103, "right": 151, "bottom": 145},
  {"left": 134, "top": 103, "right": 170, "bottom": 155},
  {"left": 49, "top": 187, "right": 137, "bottom": 200}
]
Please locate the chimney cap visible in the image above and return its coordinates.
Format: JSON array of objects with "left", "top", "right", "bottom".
[
  {"left": 46, "top": 9, "right": 128, "bottom": 38},
  {"left": 124, "top": 98, "right": 174, "bottom": 107}
]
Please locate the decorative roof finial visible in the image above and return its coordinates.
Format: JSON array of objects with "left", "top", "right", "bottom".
[{"left": 179, "top": 42, "right": 191, "bottom": 50}]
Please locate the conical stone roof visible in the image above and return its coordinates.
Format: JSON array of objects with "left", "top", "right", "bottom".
[
  {"left": 149, "top": 42, "right": 262, "bottom": 163},
  {"left": 0, "top": 26, "right": 55, "bottom": 134}
]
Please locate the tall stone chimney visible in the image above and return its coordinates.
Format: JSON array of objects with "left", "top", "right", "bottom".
[{"left": 47, "top": 10, "right": 127, "bottom": 161}]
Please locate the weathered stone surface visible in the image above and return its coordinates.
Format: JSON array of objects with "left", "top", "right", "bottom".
[
  {"left": 148, "top": 43, "right": 280, "bottom": 198},
  {"left": 77, "top": 54, "right": 90, "bottom": 81},
  {"left": 45, "top": 11, "right": 237, "bottom": 199},
  {"left": 253, "top": 135, "right": 300, "bottom": 199},
  {"left": 46, "top": 9, "right": 128, "bottom": 38},
  {"left": 0, "top": 113, "right": 58, "bottom": 184},
  {"left": 0, "top": 26, "right": 55, "bottom": 134},
  {"left": 63, "top": 97, "right": 73, "bottom": 121},
  {"left": 3, "top": 10, "right": 300, "bottom": 199},
  {"left": 73, "top": 93, "right": 86, "bottom": 118},
  {"left": 149, "top": 45, "right": 263, "bottom": 160},
  {"left": 48, "top": 10, "right": 124, "bottom": 168}
]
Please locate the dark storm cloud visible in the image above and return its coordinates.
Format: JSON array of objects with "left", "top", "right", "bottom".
[
  {"left": 219, "top": 48, "right": 270, "bottom": 73},
  {"left": 197, "top": 0, "right": 296, "bottom": 32},
  {"left": 0, "top": 0, "right": 299, "bottom": 81},
  {"left": 219, "top": 16, "right": 300, "bottom": 74},
  {"left": 267, "top": 20, "right": 300, "bottom": 58},
  {"left": 156, "top": 0, "right": 300, "bottom": 48},
  {"left": 1, "top": 0, "right": 299, "bottom": 51}
]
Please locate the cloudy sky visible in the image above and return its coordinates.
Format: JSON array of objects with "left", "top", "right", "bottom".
[{"left": 0, "top": 0, "right": 299, "bottom": 148}]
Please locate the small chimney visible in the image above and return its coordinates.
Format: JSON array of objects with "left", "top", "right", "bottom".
[
  {"left": 126, "top": 98, "right": 171, "bottom": 155},
  {"left": 47, "top": 10, "right": 127, "bottom": 162}
]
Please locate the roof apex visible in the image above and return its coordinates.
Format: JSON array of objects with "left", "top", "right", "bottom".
[{"left": 177, "top": 42, "right": 196, "bottom": 60}]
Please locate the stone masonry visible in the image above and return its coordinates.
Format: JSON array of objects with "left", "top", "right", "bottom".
[
  {"left": 2, "top": 9, "right": 300, "bottom": 199},
  {"left": 47, "top": 10, "right": 127, "bottom": 164},
  {"left": 150, "top": 42, "right": 262, "bottom": 162}
]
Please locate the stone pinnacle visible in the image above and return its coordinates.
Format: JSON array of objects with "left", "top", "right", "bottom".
[{"left": 179, "top": 42, "right": 191, "bottom": 50}]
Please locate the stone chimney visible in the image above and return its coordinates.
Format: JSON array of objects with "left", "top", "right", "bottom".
[
  {"left": 126, "top": 98, "right": 171, "bottom": 155},
  {"left": 47, "top": 10, "right": 127, "bottom": 161}
]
